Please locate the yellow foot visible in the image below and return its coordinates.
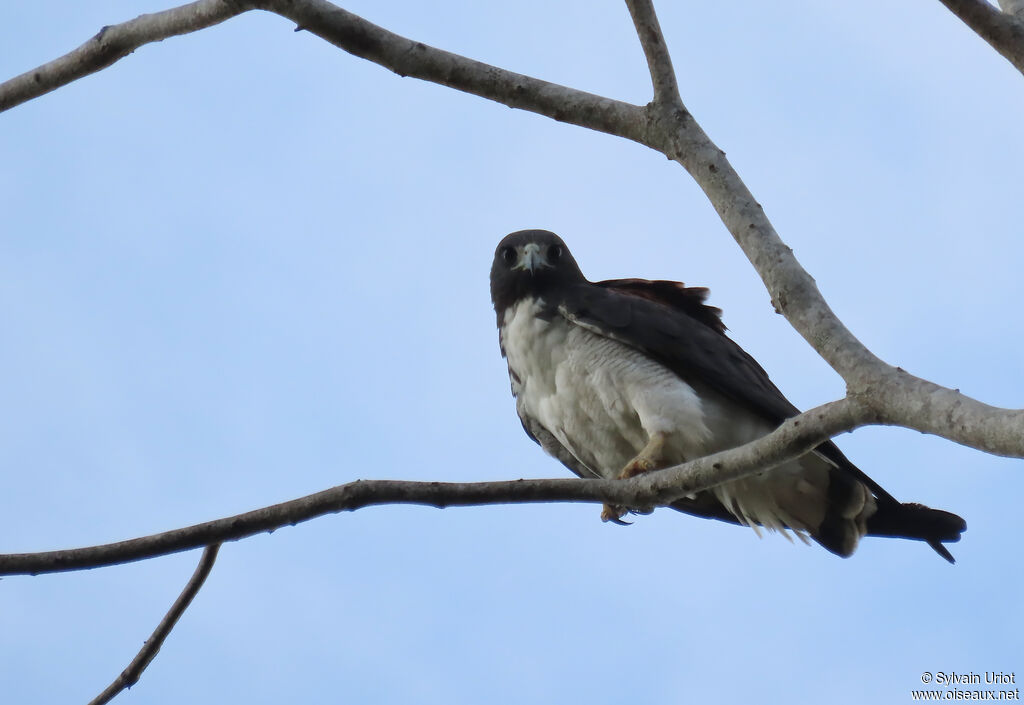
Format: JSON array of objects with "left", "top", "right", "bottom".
[
  {"left": 619, "top": 431, "right": 671, "bottom": 479},
  {"left": 620, "top": 455, "right": 658, "bottom": 479},
  {"left": 602, "top": 433, "right": 673, "bottom": 524}
]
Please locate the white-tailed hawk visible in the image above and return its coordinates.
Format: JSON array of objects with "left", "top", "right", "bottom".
[{"left": 490, "top": 229, "right": 965, "bottom": 562}]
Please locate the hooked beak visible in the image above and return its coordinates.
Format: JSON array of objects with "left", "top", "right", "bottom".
[{"left": 514, "top": 243, "right": 547, "bottom": 275}]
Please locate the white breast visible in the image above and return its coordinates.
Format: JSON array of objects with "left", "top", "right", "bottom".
[{"left": 500, "top": 297, "right": 712, "bottom": 479}]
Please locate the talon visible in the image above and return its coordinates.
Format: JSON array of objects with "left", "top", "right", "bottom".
[{"left": 601, "top": 503, "right": 631, "bottom": 524}]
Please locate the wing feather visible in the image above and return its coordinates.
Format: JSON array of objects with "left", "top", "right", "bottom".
[
  {"left": 560, "top": 279, "right": 900, "bottom": 503},
  {"left": 517, "top": 410, "right": 601, "bottom": 480}
]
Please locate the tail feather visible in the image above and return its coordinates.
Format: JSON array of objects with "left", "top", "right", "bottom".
[{"left": 866, "top": 502, "right": 967, "bottom": 564}]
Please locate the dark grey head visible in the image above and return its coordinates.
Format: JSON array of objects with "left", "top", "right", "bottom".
[{"left": 490, "top": 230, "right": 586, "bottom": 319}]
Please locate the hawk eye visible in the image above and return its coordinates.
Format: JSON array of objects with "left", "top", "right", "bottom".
[
  {"left": 548, "top": 244, "right": 562, "bottom": 261},
  {"left": 501, "top": 246, "right": 516, "bottom": 265}
]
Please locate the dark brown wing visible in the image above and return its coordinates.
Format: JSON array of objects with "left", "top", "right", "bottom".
[
  {"left": 566, "top": 279, "right": 804, "bottom": 428},
  {"left": 596, "top": 278, "right": 726, "bottom": 334}
]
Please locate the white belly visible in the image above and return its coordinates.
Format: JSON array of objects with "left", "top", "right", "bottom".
[{"left": 501, "top": 298, "right": 713, "bottom": 478}]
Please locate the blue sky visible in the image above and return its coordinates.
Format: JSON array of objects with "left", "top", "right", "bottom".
[{"left": 2, "top": 1, "right": 1022, "bottom": 703}]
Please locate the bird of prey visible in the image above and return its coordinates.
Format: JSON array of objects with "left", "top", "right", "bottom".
[{"left": 490, "top": 229, "right": 966, "bottom": 561}]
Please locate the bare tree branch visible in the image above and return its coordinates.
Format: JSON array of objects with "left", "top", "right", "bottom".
[
  {"left": 261, "top": 0, "right": 646, "bottom": 139},
  {"left": 0, "top": 2, "right": 1016, "bottom": 697},
  {"left": 624, "top": 0, "right": 682, "bottom": 106},
  {"left": 861, "top": 368, "right": 1024, "bottom": 457},
  {"left": 0, "top": 0, "right": 1020, "bottom": 527},
  {"left": 88, "top": 544, "right": 221, "bottom": 705},
  {"left": 0, "top": 399, "right": 863, "bottom": 577},
  {"left": 1, "top": 0, "right": 645, "bottom": 140},
  {"left": 0, "top": 0, "right": 253, "bottom": 113},
  {"left": 936, "top": 0, "right": 1024, "bottom": 75}
]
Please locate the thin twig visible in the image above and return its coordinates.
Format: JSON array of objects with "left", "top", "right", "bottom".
[
  {"left": 88, "top": 544, "right": 221, "bottom": 705},
  {"left": 624, "top": 0, "right": 682, "bottom": 106},
  {"left": 936, "top": 0, "right": 1024, "bottom": 75},
  {"left": 0, "top": 400, "right": 864, "bottom": 577}
]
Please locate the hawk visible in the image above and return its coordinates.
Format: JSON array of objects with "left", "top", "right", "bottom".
[{"left": 490, "top": 229, "right": 966, "bottom": 561}]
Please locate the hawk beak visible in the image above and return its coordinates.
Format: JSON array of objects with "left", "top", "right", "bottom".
[{"left": 517, "top": 243, "right": 547, "bottom": 274}]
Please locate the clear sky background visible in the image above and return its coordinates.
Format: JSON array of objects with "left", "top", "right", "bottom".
[{"left": 2, "top": 2, "right": 1022, "bottom": 703}]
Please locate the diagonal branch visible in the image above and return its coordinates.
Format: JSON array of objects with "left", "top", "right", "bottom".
[
  {"left": 936, "top": 0, "right": 1024, "bottom": 75},
  {"left": 261, "top": 0, "right": 645, "bottom": 139},
  {"left": 0, "top": 0, "right": 254, "bottom": 113},
  {"left": 0, "top": 399, "right": 864, "bottom": 577},
  {"left": 624, "top": 0, "right": 682, "bottom": 107},
  {"left": 88, "top": 544, "right": 221, "bottom": 705}
]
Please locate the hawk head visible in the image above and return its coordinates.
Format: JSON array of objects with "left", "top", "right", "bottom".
[{"left": 490, "top": 230, "right": 586, "bottom": 317}]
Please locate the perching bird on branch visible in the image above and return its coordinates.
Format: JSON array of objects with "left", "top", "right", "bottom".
[{"left": 490, "top": 229, "right": 965, "bottom": 562}]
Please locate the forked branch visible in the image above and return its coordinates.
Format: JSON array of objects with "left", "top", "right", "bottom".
[{"left": 88, "top": 544, "right": 221, "bottom": 705}]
